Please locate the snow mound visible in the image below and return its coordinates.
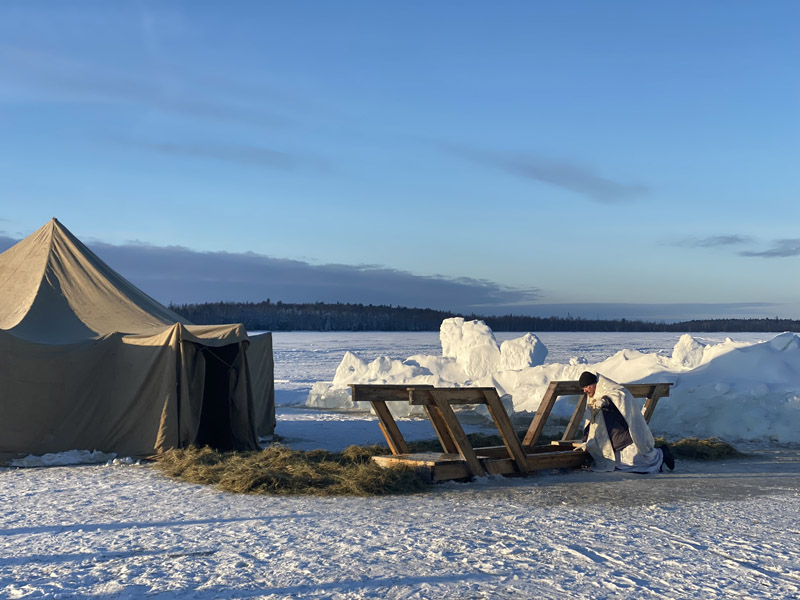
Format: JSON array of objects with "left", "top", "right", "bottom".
[
  {"left": 500, "top": 332, "right": 548, "bottom": 370},
  {"left": 671, "top": 333, "right": 707, "bottom": 369},
  {"left": 440, "top": 317, "right": 501, "bottom": 379},
  {"left": 307, "top": 319, "right": 800, "bottom": 443}
]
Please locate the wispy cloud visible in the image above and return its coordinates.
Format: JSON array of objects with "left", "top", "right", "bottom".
[
  {"left": 125, "top": 140, "right": 326, "bottom": 171},
  {"left": 445, "top": 146, "right": 649, "bottom": 203},
  {"left": 0, "top": 44, "right": 291, "bottom": 129},
  {"left": 740, "top": 239, "right": 800, "bottom": 258},
  {"left": 672, "top": 234, "right": 754, "bottom": 248}
]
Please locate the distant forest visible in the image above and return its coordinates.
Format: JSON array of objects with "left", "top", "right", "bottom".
[{"left": 169, "top": 300, "right": 800, "bottom": 333}]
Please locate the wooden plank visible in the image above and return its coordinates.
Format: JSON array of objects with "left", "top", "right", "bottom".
[
  {"left": 372, "top": 453, "right": 470, "bottom": 483},
  {"left": 408, "top": 388, "right": 490, "bottom": 406},
  {"left": 642, "top": 383, "right": 671, "bottom": 423},
  {"left": 626, "top": 383, "right": 672, "bottom": 398},
  {"left": 549, "top": 441, "right": 585, "bottom": 449},
  {"left": 349, "top": 384, "right": 433, "bottom": 404},
  {"left": 370, "top": 400, "right": 409, "bottom": 455},
  {"left": 427, "top": 391, "right": 486, "bottom": 477},
  {"left": 509, "top": 381, "right": 672, "bottom": 399},
  {"left": 372, "top": 452, "right": 463, "bottom": 467},
  {"left": 373, "top": 450, "right": 588, "bottom": 482},
  {"left": 522, "top": 381, "right": 560, "bottom": 447},
  {"left": 473, "top": 445, "right": 511, "bottom": 459},
  {"left": 423, "top": 404, "right": 459, "bottom": 454},
  {"left": 526, "top": 451, "right": 589, "bottom": 471},
  {"left": 432, "top": 464, "right": 472, "bottom": 482},
  {"left": 482, "top": 389, "right": 529, "bottom": 473},
  {"left": 474, "top": 442, "right": 588, "bottom": 457},
  {"left": 561, "top": 393, "right": 588, "bottom": 441}
]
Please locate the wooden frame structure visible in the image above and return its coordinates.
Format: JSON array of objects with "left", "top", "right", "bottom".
[{"left": 352, "top": 380, "right": 672, "bottom": 483}]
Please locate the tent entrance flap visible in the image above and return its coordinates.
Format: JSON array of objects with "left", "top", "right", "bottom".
[{"left": 194, "top": 344, "right": 240, "bottom": 451}]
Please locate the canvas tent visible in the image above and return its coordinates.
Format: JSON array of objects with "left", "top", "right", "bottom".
[{"left": 0, "top": 218, "right": 274, "bottom": 460}]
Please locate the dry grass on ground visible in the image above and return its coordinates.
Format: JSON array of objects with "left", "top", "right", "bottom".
[
  {"left": 154, "top": 444, "right": 428, "bottom": 496},
  {"left": 656, "top": 436, "right": 743, "bottom": 460},
  {"left": 154, "top": 435, "right": 743, "bottom": 496}
]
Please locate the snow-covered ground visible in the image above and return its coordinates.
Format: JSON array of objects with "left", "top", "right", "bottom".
[{"left": 2, "top": 328, "right": 800, "bottom": 599}]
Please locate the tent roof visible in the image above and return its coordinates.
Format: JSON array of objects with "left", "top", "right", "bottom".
[{"left": 0, "top": 218, "right": 198, "bottom": 343}]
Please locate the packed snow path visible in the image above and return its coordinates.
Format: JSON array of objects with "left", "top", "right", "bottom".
[{"left": 2, "top": 448, "right": 799, "bottom": 599}]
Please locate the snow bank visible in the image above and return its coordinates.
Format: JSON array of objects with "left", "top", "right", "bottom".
[
  {"left": 307, "top": 318, "right": 545, "bottom": 419},
  {"left": 307, "top": 319, "right": 800, "bottom": 443},
  {"left": 9, "top": 450, "right": 120, "bottom": 467}
]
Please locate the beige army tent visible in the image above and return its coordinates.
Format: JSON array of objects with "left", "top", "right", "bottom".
[{"left": 0, "top": 218, "right": 274, "bottom": 460}]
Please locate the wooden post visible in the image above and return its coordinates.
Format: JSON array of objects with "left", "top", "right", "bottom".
[
  {"left": 642, "top": 383, "right": 670, "bottom": 423},
  {"left": 422, "top": 404, "right": 459, "bottom": 454},
  {"left": 522, "top": 381, "right": 561, "bottom": 447},
  {"left": 371, "top": 400, "right": 410, "bottom": 454},
  {"left": 482, "top": 389, "right": 529, "bottom": 473},
  {"left": 561, "top": 393, "right": 588, "bottom": 441}
]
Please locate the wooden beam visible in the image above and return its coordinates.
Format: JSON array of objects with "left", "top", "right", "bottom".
[
  {"left": 482, "top": 389, "right": 529, "bottom": 473},
  {"left": 522, "top": 381, "right": 560, "bottom": 447},
  {"left": 349, "top": 384, "right": 433, "bottom": 404},
  {"left": 421, "top": 390, "right": 486, "bottom": 477},
  {"left": 642, "top": 383, "right": 671, "bottom": 423},
  {"left": 370, "top": 400, "right": 409, "bottom": 455},
  {"left": 561, "top": 393, "right": 588, "bottom": 441},
  {"left": 526, "top": 451, "right": 589, "bottom": 471},
  {"left": 372, "top": 452, "right": 466, "bottom": 483},
  {"left": 408, "top": 387, "right": 490, "bottom": 405},
  {"left": 422, "top": 404, "right": 459, "bottom": 454},
  {"left": 372, "top": 449, "right": 589, "bottom": 482}
]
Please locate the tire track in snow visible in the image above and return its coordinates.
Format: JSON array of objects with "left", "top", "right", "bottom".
[
  {"left": 646, "top": 525, "right": 800, "bottom": 588},
  {"left": 557, "top": 543, "right": 671, "bottom": 597}
]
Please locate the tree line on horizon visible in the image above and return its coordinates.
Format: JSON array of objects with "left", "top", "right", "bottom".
[{"left": 169, "top": 300, "right": 800, "bottom": 333}]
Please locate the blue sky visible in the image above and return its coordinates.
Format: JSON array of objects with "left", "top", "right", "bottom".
[{"left": 1, "top": 1, "right": 798, "bottom": 321}]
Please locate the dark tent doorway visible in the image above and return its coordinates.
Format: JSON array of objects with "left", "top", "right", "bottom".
[{"left": 194, "top": 344, "right": 241, "bottom": 451}]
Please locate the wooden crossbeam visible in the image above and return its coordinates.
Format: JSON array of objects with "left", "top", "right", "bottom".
[
  {"left": 350, "top": 384, "right": 433, "bottom": 404},
  {"left": 408, "top": 387, "right": 497, "bottom": 406}
]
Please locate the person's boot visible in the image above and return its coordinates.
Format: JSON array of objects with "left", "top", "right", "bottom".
[{"left": 660, "top": 444, "right": 675, "bottom": 471}]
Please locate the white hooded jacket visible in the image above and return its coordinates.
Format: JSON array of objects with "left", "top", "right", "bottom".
[{"left": 584, "top": 374, "right": 657, "bottom": 472}]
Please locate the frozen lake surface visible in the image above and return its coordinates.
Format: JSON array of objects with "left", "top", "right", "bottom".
[{"left": 3, "top": 331, "right": 799, "bottom": 599}]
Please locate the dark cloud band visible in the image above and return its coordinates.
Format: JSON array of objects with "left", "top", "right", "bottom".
[
  {"left": 740, "top": 239, "right": 800, "bottom": 258},
  {"left": 78, "top": 240, "right": 541, "bottom": 313},
  {"left": 0, "top": 235, "right": 788, "bottom": 320}
]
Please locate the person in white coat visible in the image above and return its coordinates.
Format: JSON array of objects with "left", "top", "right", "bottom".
[{"left": 579, "top": 371, "right": 674, "bottom": 473}]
